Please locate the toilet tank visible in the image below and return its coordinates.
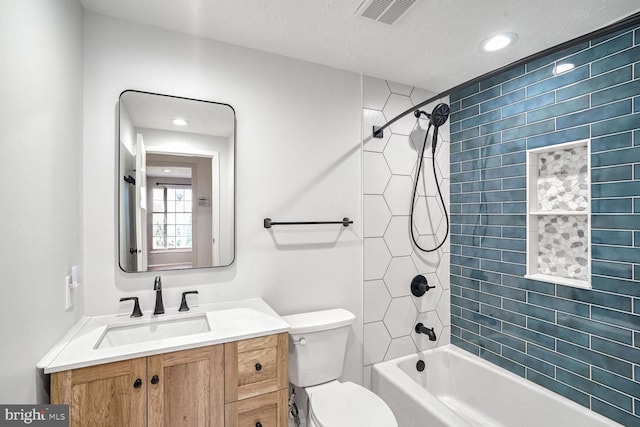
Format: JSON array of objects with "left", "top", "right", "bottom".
[{"left": 282, "top": 308, "right": 355, "bottom": 387}]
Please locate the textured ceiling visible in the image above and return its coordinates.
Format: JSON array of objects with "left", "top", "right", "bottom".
[{"left": 80, "top": 0, "right": 640, "bottom": 92}]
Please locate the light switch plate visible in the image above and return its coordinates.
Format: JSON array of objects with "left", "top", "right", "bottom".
[{"left": 65, "top": 275, "right": 73, "bottom": 311}]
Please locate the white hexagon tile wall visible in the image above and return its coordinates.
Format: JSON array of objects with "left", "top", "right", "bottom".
[{"left": 362, "top": 76, "right": 451, "bottom": 388}]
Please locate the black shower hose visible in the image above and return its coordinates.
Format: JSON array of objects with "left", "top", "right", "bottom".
[{"left": 409, "top": 122, "right": 450, "bottom": 252}]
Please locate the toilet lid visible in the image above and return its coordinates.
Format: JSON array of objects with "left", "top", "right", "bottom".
[{"left": 309, "top": 382, "right": 397, "bottom": 427}]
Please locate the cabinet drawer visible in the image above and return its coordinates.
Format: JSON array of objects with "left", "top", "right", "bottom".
[
  {"left": 225, "top": 333, "right": 288, "bottom": 402},
  {"left": 225, "top": 388, "right": 288, "bottom": 427},
  {"left": 238, "top": 346, "right": 277, "bottom": 386}
]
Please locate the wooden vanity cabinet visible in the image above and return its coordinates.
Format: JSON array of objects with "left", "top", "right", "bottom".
[
  {"left": 51, "top": 345, "right": 225, "bottom": 427},
  {"left": 50, "top": 332, "right": 288, "bottom": 427}
]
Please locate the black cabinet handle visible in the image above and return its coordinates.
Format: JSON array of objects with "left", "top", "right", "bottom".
[
  {"left": 255, "top": 363, "right": 262, "bottom": 371},
  {"left": 256, "top": 422, "right": 262, "bottom": 427},
  {"left": 133, "top": 378, "right": 142, "bottom": 388},
  {"left": 151, "top": 375, "right": 160, "bottom": 385}
]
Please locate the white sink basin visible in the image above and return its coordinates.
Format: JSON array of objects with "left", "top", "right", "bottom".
[{"left": 95, "top": 315, "right": 210, "bottom": 349}]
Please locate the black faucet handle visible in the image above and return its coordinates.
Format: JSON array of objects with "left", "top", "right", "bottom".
[
  {"left": 120, "top": 297, "right": 143, "bottom": 318},
  {"left": 179, "top": 291, "right": 199, "bottom": 312},
  {"left": 411, "top": 275, "right": 436, "bottom": 297},
  {"left": 154, "top": 276, "right": 162, "bottom": 290}
]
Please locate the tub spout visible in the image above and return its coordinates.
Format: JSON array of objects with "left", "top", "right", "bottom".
[{"left": 415, "top": 323, "right": 437, "bottom": 341}]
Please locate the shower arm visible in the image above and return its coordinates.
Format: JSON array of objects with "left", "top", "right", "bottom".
[
  {"left": 372, "top": 90, "right": 448, "bottom": 138},
  {"left": 371, "top": 11, "right": 640, "bottom": 140}
]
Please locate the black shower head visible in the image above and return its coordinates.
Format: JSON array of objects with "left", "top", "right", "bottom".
[
  {"left": 430, "top": 103, "right": 450, "bottom": 127},
  {"left": 414, "top": 103, "right": 450, "bottom": 128}
]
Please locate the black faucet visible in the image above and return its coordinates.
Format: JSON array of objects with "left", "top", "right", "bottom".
[
  {"left": 153, "top": 276, "right": 164, "bottom": 315},
  {"left": 415, "top": 323, "right": 437, "bottom": 341}
]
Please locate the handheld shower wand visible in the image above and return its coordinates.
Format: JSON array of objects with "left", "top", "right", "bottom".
[{"left": 410, "top": 103, "right": 450, "bottom": 253}]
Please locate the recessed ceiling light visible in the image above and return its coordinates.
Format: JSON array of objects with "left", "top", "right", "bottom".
[
  {"left": 481, "top": 32, "right": 518, "bottom": 52},
  {"left": 163, "top": 169, "right": 172, "bottom": 173},
  {"left": 172, "top": 118, "right": 189, "bottom": 126},
  {"left": 553, "top": 63, "right": 575, "bottom": 75}
]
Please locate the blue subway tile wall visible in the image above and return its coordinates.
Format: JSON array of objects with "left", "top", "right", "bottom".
[{"left": 450, "top": 24, "right": 640, "bottom": 426}]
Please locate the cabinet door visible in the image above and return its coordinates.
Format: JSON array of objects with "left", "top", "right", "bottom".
[
  {"left": 225, "top": 389, "right": 288, "bottom": 427},
  {"left": 148, "top": 345, "right": 225, "bottom": 427},
  {"left": 50, "top": 358, "right": 146, "bottom": 427}
]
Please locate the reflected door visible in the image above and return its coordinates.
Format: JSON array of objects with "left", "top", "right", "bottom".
[{"left": 135, "top": 134, "right": 148, "bottom": 271}]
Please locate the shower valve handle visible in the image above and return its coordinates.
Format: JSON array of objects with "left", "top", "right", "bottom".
[{"left": 411, "top": 275, "right": 435, "bottom": 297}]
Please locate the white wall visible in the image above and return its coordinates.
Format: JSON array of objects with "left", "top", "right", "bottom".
[
  {"left": 83, "top": 13, "right": 364, "bottom": 383},
  {"left": 0, "top": 0, "right": 84, "bottom": 403}
]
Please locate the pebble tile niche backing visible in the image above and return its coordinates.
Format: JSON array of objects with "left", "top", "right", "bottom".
[
  {"left": 537, "top": 146, "right": 589, "bottom": 212},
  {"left": 538, "top": 214, "right": 589, "bottom": 281},
  {"left": 536, "top": 145, "right": 590, "bottom": 281},
  {"left": 362, "top": 76, "right": 451, "bottom": 387},
  {"left": 449, "top": 23, "right": 640, "bottom": 426}
]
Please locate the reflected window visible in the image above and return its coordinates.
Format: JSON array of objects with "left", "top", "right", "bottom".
[{"left": 152, "top": 186, "right": 193, "bottom": 250}]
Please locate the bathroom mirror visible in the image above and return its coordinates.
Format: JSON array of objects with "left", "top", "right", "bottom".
[{"left": 118, "top": 90, "right": 235, "bottom": 272}]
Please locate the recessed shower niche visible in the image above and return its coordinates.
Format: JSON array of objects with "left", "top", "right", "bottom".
[{"left": 526, "top": 140, "right": 591, "bottom": 288}]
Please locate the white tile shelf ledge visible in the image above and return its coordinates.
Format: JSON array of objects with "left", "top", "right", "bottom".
[
  {"left": 528, "top": 211, "right": 588, "bottom": 215},
  {"left": 524, "top": 273, "right": 590, "bottom": 289}
]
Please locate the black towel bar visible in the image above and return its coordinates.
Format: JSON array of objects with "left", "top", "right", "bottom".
[{"left": 263, "top": 217, "right": 353, "bottom": 228}]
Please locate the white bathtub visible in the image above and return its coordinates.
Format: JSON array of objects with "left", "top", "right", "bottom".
[{"left": 371, "top": 344, "right": 622, "bottom": 427}]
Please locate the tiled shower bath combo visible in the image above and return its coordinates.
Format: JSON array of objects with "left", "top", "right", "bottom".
[{"left": 449, "top": 24, "right": 640, "bottom": 425}]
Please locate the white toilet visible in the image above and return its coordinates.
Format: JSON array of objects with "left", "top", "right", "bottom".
[{"left": 282, "top": 309, "right": 398, "bottom": 427}]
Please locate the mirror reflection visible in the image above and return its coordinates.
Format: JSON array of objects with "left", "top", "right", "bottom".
[{"left": 118, "top": 90, "right": 235, "bottom": 272}]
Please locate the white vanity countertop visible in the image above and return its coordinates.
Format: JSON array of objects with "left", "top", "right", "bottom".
[{"left": 37, "top": 298, "right": 290, "bottom": 374}]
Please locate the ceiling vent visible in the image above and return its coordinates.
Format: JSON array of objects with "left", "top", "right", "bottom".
[{"left": 356, "top": 0, "right": 418, "bottom": 25}]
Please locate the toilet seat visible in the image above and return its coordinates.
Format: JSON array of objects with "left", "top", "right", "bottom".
[{"left": 308, "top": 382, "right": 397, "bottom": 427}]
